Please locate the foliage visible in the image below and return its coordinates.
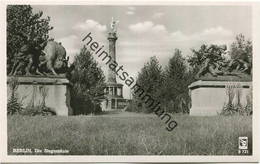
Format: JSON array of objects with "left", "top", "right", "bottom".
[
  {"left": 220, "top": 83, "right": 252, "bottom": 116},
  {"left": 130, "top": 51, "right": 196, "bottom": 113},
  {"left": 21, "top": 105, "right": 56, "bottom": 116},
  {"left": 70, "top": 47, "right": 105, "bottom": 115},
  {"left": 160, "top": 49, "right": 194, "bottom": 113},
  {"left": 229, "top": 34, "right": 252, "bottom": 60},
  {"left": 130, "top": 50, "right": 195, "bottom": 114},
  {"left": 133, "top": 56, "right": 164, "bottom": 113},
  {"left": 7, "top": 5, "right": 53, "bottom": 73},
  {"left": 228, "top": 34, "right": 252, "bottom": 74},
  {"left": 7, "top": 78, "right": 23, "bottom": 115},
  {"left": 7, "top": 94, "right": 23, "bottom": 115}
]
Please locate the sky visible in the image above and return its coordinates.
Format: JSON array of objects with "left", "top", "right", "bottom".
[{"left": 32, "top": 5, "right": 252, "bottom": 98}]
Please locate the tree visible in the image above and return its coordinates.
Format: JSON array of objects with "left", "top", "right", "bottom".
[
  {"left": 7, "top": 5, "right": 53, "bottom": 73},
  {"left": 70, "top": 47, "right": 105, "bottom": 115},
  {"left": 228, "top": 34, "right": 252, "bottom": 74},
  {"left": 160, "top": 49, "right": 193, "bottom": 113},
  {"left": 229, "top": 34, "right": 252, "bottom": 60},
  {"left": 166, "top": 49, "right": 187, "bottom": 80},
  {"left": 132, "top": 56, "right": 164, "bottom": 113}
]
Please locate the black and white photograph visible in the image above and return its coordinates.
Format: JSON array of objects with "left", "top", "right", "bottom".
[{"left": 0, "top": 1, "right": 260, "bottom": 163}]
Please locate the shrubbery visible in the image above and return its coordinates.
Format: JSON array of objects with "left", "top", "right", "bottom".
[
  {"left": 20, "top": 105, "right": 56, "bottom": 116},
  {"left": 7, "top": 77, "right": 23, "bottom": 115},
  {"left": 7, "top": 91, "right": 55, "bottom": 116},
  {"left": 7, "top": 93, "right": 23, "bottom": 115},
  {"left": 220, "top": 83, "right": 252, "bottom": 116}
]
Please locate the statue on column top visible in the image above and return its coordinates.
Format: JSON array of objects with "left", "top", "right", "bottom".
[{"left": 110, "top": 17, "right": 119, "bottom": 33}]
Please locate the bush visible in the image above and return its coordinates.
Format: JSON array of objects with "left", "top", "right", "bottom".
[
  {"left": 220, "top": 83, "right": 252, "bottom": 116},
  {"left": 7, "top": 94, "right": 23, "bottom": 115},
  {"left": 70, "top": 93, "right": 102, "bottom": 115},
  {"left": 21, "top": 105, "right": 56, "bottom": 116},
  {"left": 7, "top": 77, "right": 23, "bottom": 115},
  {"left": 125, "top": 100, "right": 147, "bottom": 113}
]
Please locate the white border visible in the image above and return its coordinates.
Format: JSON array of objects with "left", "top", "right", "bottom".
[{"left": 0, "top": 0, "right": 259, "bottom": 162}]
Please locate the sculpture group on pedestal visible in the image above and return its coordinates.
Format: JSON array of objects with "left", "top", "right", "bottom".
[
  {"left": 8, "top": 38, "right": 73, "bottom": 116},
  {"left": 189, "top": 44, "right": 252, "bottom": 116}
]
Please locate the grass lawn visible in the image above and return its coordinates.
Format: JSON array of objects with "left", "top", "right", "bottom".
[{"left": 8, "top": 112, "right": 252, "bottom": 155}]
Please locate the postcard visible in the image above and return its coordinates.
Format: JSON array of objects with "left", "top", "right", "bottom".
[{"left": 0, "top": 0, "right": 259, "bottom": 163}]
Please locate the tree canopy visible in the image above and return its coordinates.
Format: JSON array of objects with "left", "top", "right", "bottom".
[
  {"left": 7, "top": 5, "right": 53, "bottom": 73},
  {"left": 229, "top": 34, "right": 252, "bottom": 61},
  {"left": 160, "top": 49, "right": 192, "bottom": 113},
  {"left": 70, "top": 47, "right": 106, "bottom": 114},
  {"left": 131, "top": 56, "right": 164, "bottom": 113}
]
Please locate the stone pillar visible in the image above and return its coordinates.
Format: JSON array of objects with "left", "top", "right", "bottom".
[
  {"left": 117, "top": 87, "right": 121, "bottom": 97},
  {"left": 112, "top": 87, "right": 114, "bottom": 95},
  {"left": 108, "top": 99, "right": 112, "bottom": 110},
  {"left": 107, "top": 32, "right": 117, "bottom": 83},
  {"left": 120, "top": 87, "right": 123, "bottom": 97},
  {"left": 117, "top": 88, "right": 120, "bottom": 96},
  {"left": 114, "top": 87, "right": 117, "bottom": 96},
  {"left": 109, "top": 87, "right": 113, "bottom": 95},
  {"left": 115, "top": 98, "right": 117, "bottom": 109}
]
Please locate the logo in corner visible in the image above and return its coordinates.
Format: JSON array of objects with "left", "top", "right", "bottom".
[{"left": 238, "top": 136, "right": 249, "bottom": 154}]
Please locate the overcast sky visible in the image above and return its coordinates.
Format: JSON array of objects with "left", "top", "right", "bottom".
[{"left": 32, "top": 5, "right": 252, "bottom": 98}]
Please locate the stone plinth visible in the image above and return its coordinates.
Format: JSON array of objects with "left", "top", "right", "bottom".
[
  {"left": 7, "top": 76, "right": 73, "bottom": 116},
  {"left": 188, "top": 80, "right": 252, "bottom": 116}
]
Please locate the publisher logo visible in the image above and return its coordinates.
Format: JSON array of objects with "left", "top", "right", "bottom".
[
  {"left": 239, "top": 137, "right": 248, "bottom": 149},
  {"left": 238, "top": 136, "right": 249, "bottom": 154}
]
